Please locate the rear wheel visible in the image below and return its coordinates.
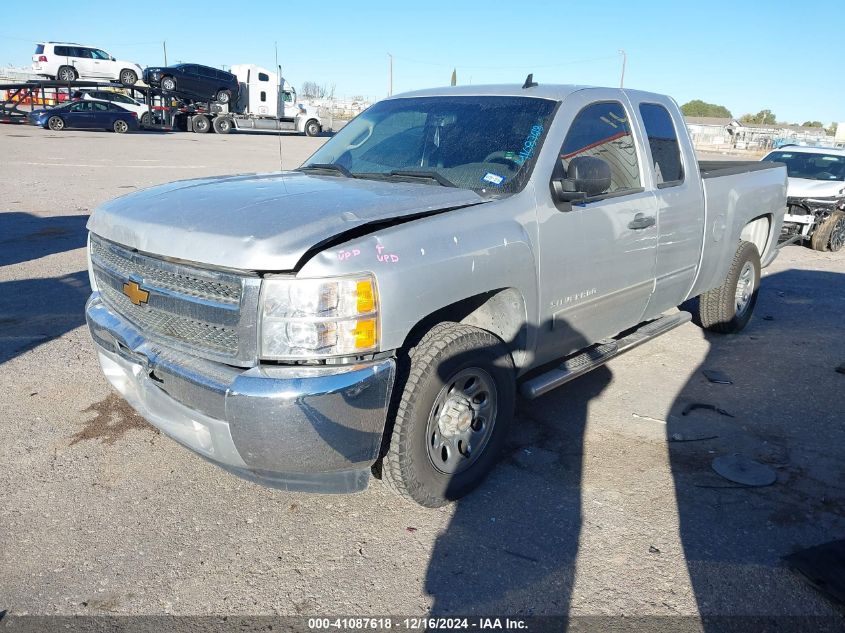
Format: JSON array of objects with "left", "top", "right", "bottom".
[
  {"left": 215, "top": 89, "right": 231, "bottom": 104},
  {"left": 113, "top": 119, "right": 129, "bottom": 134},
  {"left": 304, "top": 119, "right": 321, "bottom": 137},
  {"left": 697, "top": 240, "right": 760, "bottom": 334},
  {"left": 811, "top": 210, "right": 845, "bottom": 252},
  {"left": 56, "top": 66, "right": 77, "bottom": 82},
  {"left": 119, "top": 69, "right": 138, "bottom": 86},
  {"left": 47, "top": 116, "right": 64, "bottom": 131},
  {"left": 192, "top": 114, "right": 210, "bottom": 133},
  {"left": 160, "top": 76, "right": 176, "bottom": 92},
  {"left": 382, "top": 323, "right": 515, "bottom": 507},
  {"left": 212, "top": 116, "right": 232, "bottom": 134}
]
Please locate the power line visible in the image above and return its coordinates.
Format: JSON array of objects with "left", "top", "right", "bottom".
[{"left": 389, "top": 53, "right": 619, "bottom": 71}]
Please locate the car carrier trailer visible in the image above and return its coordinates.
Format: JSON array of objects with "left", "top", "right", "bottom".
[{"left": 177, "top": 65, "right": 323, "bottom": 136}]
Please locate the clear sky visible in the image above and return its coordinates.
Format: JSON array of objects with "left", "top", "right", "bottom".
[{"left": 1, "top": 0, "right": 842, "bottom": 125}]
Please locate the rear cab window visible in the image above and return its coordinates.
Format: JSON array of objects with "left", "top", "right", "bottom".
[
  {"left": 639, "top": 103, "right": 684, "bottom": 187},
  {"left": 558, "top": 101, "right": 642, "bottom": 198},
  {"left": 35, "top": 44, "right": 45, "bottom": 54}
]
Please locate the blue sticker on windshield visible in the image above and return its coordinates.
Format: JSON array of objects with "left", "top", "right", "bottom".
[{"left": 482, "top": 172, "right": 505, "bottom": 186}]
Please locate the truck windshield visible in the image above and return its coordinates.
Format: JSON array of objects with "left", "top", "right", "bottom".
[
  {"left": 303, "top": 95, "right": 557, "bottom": 194},
  {"left": 763, "top": 151, "right": 845, "bottom": 181}
]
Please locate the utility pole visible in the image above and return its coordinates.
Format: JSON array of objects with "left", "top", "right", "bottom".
[
  {"left": 388, "top": 53, "right": 393, "bottom": 97},
  {"left": 618, "top": 49, "right": 626, "bottom": 89},
  {"left": 163, "top": 41, "right": 168, "bottom": 66}
]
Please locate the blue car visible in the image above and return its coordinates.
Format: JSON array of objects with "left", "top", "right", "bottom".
[{"left": 29, "top": 100, "right": 139, "bottom": 133}]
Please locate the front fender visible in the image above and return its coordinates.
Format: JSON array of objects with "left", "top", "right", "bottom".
[{"left": 298, "top": 193, "right": 539, "bottom": 365}]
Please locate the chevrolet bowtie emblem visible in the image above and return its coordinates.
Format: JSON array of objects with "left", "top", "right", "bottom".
[{"left": 123, "top": 281, "right": 150, "bottom": 306}]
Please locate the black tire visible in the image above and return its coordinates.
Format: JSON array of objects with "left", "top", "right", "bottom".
[
  {"left": 139, "top": 112, "right": 151, "bottom": 128},
  {"left": 382, "top": 323, "right": 515, "bottom": 507},
  {"left": 215, "top": 89, "right": 231, "bottom": 104},
  {"left": 113, "top": 119, "right": 129, "bottom": 134},
  {"left": 47, "top": 115, "right": 64, "bottom": 131},
  {"left": 119, "top": 69, "right": 138, "bottom": 86},
  {"left": 56, "top": 66, "right": 77, "bottom": 82},
  {"left": 191, "top": 114, "right": 210, "bottom": 133},
  {"left": 160, "top": 76, "right": 176, "bottom": 92},
  {"left": 698, "top": 240, "right": 761, "bottom": 333},
  {"left": 304, "top": 119, "right": 321, "bottom": 137},
  {"left": 212, "top": 116, "right": 232, "bottom": 134},
  {"left": 810, "top": 210, "right": 845, "bottom": 252}
]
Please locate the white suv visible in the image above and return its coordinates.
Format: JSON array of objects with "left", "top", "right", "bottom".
[{"left": 32, "top": 42, "right": 144, "bottom": 86}]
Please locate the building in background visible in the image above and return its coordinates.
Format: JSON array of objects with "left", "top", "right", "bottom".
[{"left": 685, "top": 117, "right": 834, "bottom": 152}]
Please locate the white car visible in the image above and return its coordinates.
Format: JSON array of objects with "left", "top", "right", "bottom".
[
  {"left": 75, "top": 90, "right": 152, "bottom": 127},
  {"left": 32, "top": 42, "right": 143, "bottom": 86},
  {"left": 762, "top": 145, "right": 845, "bottom": 252}
]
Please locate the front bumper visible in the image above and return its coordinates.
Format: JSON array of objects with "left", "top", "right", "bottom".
[{"left": 86, "top": 293, "right": 395, "bottom": 493}]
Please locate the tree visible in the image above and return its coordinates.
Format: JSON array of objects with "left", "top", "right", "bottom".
[
  {"left": 801, "top": 121, "right": 823, "bottom": 128},
  {"left": 739, "top": 110, "right": 776, "bottom": 125},
  {"left": 300, "top": 81, "right": 336, "bottom": 99},
  {"left": 828, "top": 122, "right": 839, "bottom": 136},
  {"left": 680, "top": 99, "right": 732, "bottom": 118}
]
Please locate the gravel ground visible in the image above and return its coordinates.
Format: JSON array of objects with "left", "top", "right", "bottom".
[{"left": 0, "top": 126, "right": 844, "bottom": 626}]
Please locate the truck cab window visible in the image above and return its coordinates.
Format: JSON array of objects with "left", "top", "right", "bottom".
[
  {"left": 639, "top": 103, "right": 684, "bottom": 186},
  {"left": 560, "top": 101, "right": 641, "bottom": 195},
  {"left": 283, "top": 92, "right": 293, "bottom": 103},
  {"left": 258, "top": 73, "right": 269, "bottom": 82}
]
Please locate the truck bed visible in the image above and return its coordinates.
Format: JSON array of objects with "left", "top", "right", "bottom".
[
  {"left": 698, "top": 160, "right": 783, "bottom": 179},
  {"left": 688, "top": 159, "right": 787, "bottom": 300}
]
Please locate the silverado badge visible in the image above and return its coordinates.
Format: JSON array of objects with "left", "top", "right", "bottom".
[{"left": 123, "top": 281, "right": 150, "bottom": 306}]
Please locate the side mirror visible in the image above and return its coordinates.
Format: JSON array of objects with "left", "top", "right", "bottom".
[
  {"left": 551, "top": 155, "right": 612, "bottom": 204},
  {"left": 111, "top": 56, "right": 116, "bottom": 61}
]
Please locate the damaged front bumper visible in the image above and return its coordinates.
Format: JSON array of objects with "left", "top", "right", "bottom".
[
  {"left": 86, "top": 293, "right": 396, "bottom": 494},
  {"left": 782, "top": 196, "right": 844, "bottom": 238}
]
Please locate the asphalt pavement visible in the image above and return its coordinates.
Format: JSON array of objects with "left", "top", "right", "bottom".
[{"left": 1, "top": 126, "right": 844, "bottom": 627}]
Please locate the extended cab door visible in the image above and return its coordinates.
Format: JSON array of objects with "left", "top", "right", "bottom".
[
  {"left": 626, "top": 97, "right": 705, "bottom": 318},
  {"left": 535, "top": 90, "right": 658, "bottom": 362}
]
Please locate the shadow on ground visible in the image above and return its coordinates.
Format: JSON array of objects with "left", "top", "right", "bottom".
[
  {"left": 0, "top": 271, "right": 89, "bottom": 364},
  {"left": 423, "top": 268, "right": 845, "bottom": 628},
  {"left": 0, "top": 211, "right": 88, "bottom": 267}
]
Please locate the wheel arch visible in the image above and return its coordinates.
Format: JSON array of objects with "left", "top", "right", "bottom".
[
  {"left": 740, "top": 214, "right": 772, "bottom": 260},
  {"left": 400, "top": 288, "right": 529, "bottom": 370}
]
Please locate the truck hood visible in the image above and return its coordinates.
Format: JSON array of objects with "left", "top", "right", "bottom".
[
  {"left": 787, "top": 177, "right": 845, "bottom": 199},
  {"left": 87, "top": 171, "right": 486, "bottom": 271}
]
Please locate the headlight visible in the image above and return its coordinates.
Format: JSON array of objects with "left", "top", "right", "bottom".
[{"left": 259, "top": 274, "right": 379, "bottom": 360}]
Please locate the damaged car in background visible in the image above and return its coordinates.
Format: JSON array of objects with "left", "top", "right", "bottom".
[{"left": 762, "top": 145, "right": 845, "bottom": 252}]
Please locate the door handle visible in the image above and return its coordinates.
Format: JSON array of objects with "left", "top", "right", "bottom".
[{"left": 628, "top": 213, "right": 656, "bottom": 230}]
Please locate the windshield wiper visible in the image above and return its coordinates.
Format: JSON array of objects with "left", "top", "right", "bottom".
[
  {"left": 387, "top": 170, "right": 457, "bottom": 188},
  {"left": 298, "top": 163, "right": 354, "bottom": 178}
]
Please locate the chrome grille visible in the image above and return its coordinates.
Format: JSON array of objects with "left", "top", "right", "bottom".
[{"left": 89, "top": 234, "right": 261, "bottom": 366}]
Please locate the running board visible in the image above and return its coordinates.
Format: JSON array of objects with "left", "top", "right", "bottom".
[{"left": 520, "top": 311, "right": 692, "bottom": 400}]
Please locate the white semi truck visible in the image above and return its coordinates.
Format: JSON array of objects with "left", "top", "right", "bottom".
[{"left": 183, "top": 64, "right": 323, "bottom": 136}]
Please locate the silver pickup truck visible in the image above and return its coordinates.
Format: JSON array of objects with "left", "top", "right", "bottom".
[{"left": 85, "top": 83, "right": 786, "bottom": 507}]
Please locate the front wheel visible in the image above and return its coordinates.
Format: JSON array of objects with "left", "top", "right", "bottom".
[
  {"left": 140, "top": 112, "right": 151, "bottom": 128},
  {"left": 697, "top": 240, "right": 761, "bottom": 333},
  {"left": 382, "top": 323, "right": 515, "bottom": 507},
  {"left": 304, "top": 119, "right": 321, "bottom": 137},
  {"left": 160, "top": 76, "right": 176, "bottom": 92},
  {"left": 47, "top": 116, "right": 65, "bottom": 131},
  {"left": 213, "top": 116, "right": 232, "bottom": 134},
  {"left": 119, "top": 69, "right": 138, "bottom": 86},
  {"left": 215, "top": 89, "right": 231, "bottom": 104},
  {"left": 113, "top": 119, "right": 129, "bottom": 134},
  {"left": 811, "top": 210, "right": 845, "bottom": 252}
]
